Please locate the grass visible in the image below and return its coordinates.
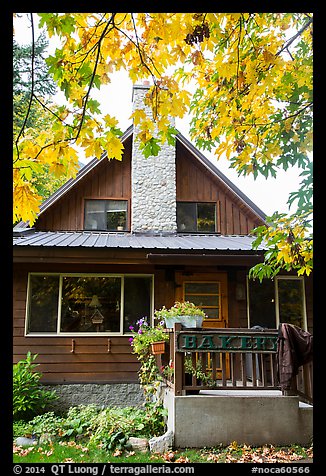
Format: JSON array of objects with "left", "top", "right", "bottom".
[{"left": 13, "top": 440, "right": 313, "bottom": 464}]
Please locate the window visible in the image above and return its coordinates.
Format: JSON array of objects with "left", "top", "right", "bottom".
[
  {"left": 26, "top": 274, "right": 153, "bottom": 335},
  {"left": 276, "top": 277, "right": 306, "bottom": 329},
  {"left": 247, "top": 276, "right": 307, "bottom": 330},
  {"left": 247, "top": 279, "right": 275, "bottom": 329},
  {"left": 84, "top": 200, "right": 128, "bottom": 231},
  {"left": 177, "top": 202, "right": 216, "bottom": 233},
  {"left": 184, "top": 282, "right": 220, "bottom": 319},
  {"left": 27, "top": 275, "right": 60, "bottom": 333}
]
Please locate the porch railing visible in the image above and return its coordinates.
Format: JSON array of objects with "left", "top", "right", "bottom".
[{"left": 159, "top": 324, "right": 313, "bottom": 404}]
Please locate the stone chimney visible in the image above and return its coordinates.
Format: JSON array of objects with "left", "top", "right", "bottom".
[{"left": 131, "top": 83, "right": 177, "bottom": 234}]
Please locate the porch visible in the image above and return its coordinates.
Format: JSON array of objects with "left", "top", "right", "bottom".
[{"left": 157, "top": 325, "right": 313, "bottom": 447}]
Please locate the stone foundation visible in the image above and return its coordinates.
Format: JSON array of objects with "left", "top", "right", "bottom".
[{"left": 43, "top": 383, "right": 145, "bottom": 412}]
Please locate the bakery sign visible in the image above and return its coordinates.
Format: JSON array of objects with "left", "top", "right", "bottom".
[{"left": 176, "top": 332, "right": 277, "bottom": 353}]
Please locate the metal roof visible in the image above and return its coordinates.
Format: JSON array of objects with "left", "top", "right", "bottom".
[{"left": 13, "top": 231, "right": 265, "bottom": 251}]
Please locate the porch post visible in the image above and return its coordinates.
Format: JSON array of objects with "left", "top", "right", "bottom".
[{"left": 174, "top": 323, "right": 183, "bottom": 396}]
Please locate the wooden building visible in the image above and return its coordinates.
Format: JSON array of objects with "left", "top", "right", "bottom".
[{"left": 13, "top": 84, "right": 313, "bottom": 391}]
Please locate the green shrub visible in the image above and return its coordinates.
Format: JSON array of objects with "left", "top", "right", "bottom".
[
  {"left": 13, "top": 352, "right": 58, "bottom": 420},
  {"left": 30, "top": 412, "right": 63, "bottom": 438},
  {"left": 13, "top": 420, "right": 34, "bottom": 439},
  {"left": 90, "top": 404, "right": 167, "bottom": 451},
  {"left": 60, "top": 404, "right": 100, "bottom": 439}
]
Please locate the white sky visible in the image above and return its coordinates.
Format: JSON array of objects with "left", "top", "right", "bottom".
[{"left": 13, "top": 13, "right": 307, "bottom": 217}]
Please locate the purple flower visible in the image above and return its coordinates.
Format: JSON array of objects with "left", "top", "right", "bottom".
[
  {"left": 138, "top": 329, "right": 143, "bottom": 334},
  {"left": 129, "top": 325, "right": 134, "bottom": 331},
  {"left": 129, "top": 337, "right": 133, "bottom": 343}
]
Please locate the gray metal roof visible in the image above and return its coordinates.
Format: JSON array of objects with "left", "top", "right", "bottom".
[{"left": 13, "top": 231, "right": 265, "bottom": 251}]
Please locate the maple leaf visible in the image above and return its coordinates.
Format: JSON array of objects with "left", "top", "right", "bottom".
[
  {"left": 13, "top": 182, "right": 41, "bottom": 226},
  {"left": 105, "top": 136, "right": 124, "bottom": 161},
  {"left": 130, "top": 108, "right": 147, "bottom": 125}
]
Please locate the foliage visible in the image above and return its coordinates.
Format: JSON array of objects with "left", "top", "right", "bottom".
[
  {"left": 13, "top": 420, "right": 34, "bottom": 439},
  {"left": 59, "top": 404, "right": 100, "bottom": 439},
  {"left": 90, "top": 404, "right": 166, "bottom": 451},
  {"left": 13, "top": 352, "right": 58, "bottom": 420},
  {"left": 154, "top": 301, "right": 206, "bottom": 320},
  {"left": 30, "top": 412, "right": 63, "bottom": 438},
  {"left": 161, "top": 359, "right": 174, "bottom": 382},
  {"left": 13, "top": 29, "right": 70, "bottom": 206},
  {"left": 184, "top": 355, "right": 215, "bottom": 386},
  {"left": 249, "top": 210, "right": 313, "bottom": 281},
  {"left": 13, "top": 12, "right": 313, "bottom": 279},
  {"left": 14, "top": 403, "right": 167, "bottom": 454},
  {"left": 129, "top": 317, "right": 169, "bottom": 356},
  {"left": 129, "top": 318, "right": 169, "bottom": 400}
]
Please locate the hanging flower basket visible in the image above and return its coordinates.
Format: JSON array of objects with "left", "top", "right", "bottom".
[{"left": 150, "top": 341, "right": 166, "bottom": 355}]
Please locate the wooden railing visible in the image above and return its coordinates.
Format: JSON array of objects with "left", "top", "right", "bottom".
[{"left": 159, "top": 324, "right": 313, "bottom": 404}]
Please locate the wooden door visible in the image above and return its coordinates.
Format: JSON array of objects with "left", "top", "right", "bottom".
[
  {"left": 175, "top": 272, "right": 228, "bottom": 328},
  {"left": 175, "top": 272, "right": 229, "bottom": 379}
]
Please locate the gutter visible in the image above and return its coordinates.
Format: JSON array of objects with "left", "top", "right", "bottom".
[{"left": 146, "top": 253, "right": 264, "bottom": 266}]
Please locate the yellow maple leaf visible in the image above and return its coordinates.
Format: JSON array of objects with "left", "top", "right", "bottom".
[
  {"left": 130, "top": 108, "right": 147, "bottom": 126},
  {"left": 49, "top": 162, "right": 65, "bottom": 178},
  {"left": 13, "top": 182, "right": 41, "bottom": 226},
  {"left": 104, "top": 114, "right": 119, "bottom": 129},
  {"left": 106, "top": 136, "right": 124, "bottom": 160}
]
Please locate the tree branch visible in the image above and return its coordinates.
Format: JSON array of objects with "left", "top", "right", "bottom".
[
  {"left": 74, "top": 14, "right": 116, "bottom": 141},
  {"left": 15, "top": 13, "right": 35, "bottom": 159},
  {"left": 276, "top": 17, "right": 313, "bottom": 57}
]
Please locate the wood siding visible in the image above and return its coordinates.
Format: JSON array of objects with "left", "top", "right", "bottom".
[
  {"left": 35, "top": 136, "right": 264, "bottom": 233},
  {"left": 13, "top": 265, "right": 141, "bottom": 384},
  {"left": 176, "top": 141, "right": 264, "bottom": 233},
  {"left": 36, "top": 137, "right": 132, "bottom": 231}
]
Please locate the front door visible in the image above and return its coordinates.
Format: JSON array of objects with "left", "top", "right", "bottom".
[
  {"left": 175, "top": 272, "right": 228, "bottom": 328},
  {"left": 175, "top": 271, "right": 229, "bottom": 379}
]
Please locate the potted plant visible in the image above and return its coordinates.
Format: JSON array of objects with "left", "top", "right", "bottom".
[
  {"left": 129, "top": 317, "right": 169, "bottom": 356},
  {"left": 154, "top": 301, "right": 206, "bottom": 329},
  {"left": 129, "top": 318, "right": 169, "bottom": 402}
]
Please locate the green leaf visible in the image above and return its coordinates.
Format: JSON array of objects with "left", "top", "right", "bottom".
[
  {"left": 140, "top": 138, "right": 161, "bottom": 158},
  {"left": 87, "top": 99, "right": 101, "bottom": 114}
]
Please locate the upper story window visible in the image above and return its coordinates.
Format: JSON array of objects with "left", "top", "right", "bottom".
[
  {"left": 177, "top": 202, "right": 216, "bottom": 233},
  {"left": 84, "top": 200, "right": 128, "bottom": 231}
]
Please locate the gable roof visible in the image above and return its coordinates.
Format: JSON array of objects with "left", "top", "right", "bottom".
[{"left": 13, "top": 125, "right": 266, "bottom": 232}]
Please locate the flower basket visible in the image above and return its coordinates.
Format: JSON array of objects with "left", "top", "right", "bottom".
[
  {"left": 164, "top": 315, "right": 204, "bottom": 329},
  {"left": 150, "top": 341, "right": 166, "bottom": 355},
  {"left": 155, "top": 301, "right": 206, "bottom": 329}
]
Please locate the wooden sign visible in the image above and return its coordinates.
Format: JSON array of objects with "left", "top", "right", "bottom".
[{"left": 176, "top": 332, "right": 277, "bottom": 353}]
